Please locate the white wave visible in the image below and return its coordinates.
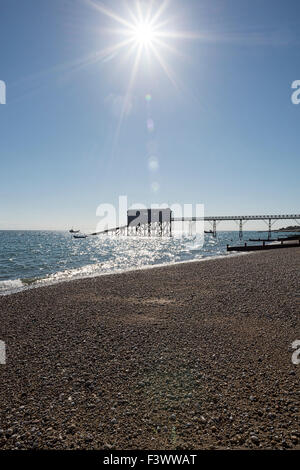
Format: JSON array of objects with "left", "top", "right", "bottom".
[
  {"left": 1, "top": 251, "right": 249, "bottom": 297},
  {"left": 0, "top": 279, "right": 24, "bottom": 295}
]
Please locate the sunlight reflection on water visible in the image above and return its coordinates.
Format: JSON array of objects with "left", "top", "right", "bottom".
[{"left": 0, "top": 230, "right": 297, "bottom": 295}]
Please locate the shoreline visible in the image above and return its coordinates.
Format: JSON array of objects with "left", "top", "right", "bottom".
[
  {"left": 0, "top": 250, "right": 250, "bottom": 298},
  {"left": 1, "top": 230, "right": 299, "bottom": 297},
  {"left": 0, "top": 247, "right": 299, "bottom": 450}
]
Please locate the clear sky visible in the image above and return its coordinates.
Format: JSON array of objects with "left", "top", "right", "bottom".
[{"left": 0, "top": 0, "right": 299, "bottom": 231}]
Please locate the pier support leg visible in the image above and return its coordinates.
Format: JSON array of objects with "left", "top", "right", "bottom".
[
  {"left": 213, "top": 220, "right": 217, "bottom": 237},
  {"left": 268, "top": 219, "right": 272, "bottom": 240},
  {"left": 159, "top": 213, "right": 163, "bottom": 237},
  {"left": 239, "top": 219, "right": 243, "bottom": 239}
]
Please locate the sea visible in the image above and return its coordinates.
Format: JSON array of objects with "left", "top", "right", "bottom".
[{"left": 0, "top": 230, "right": 297, "bottom": 296}]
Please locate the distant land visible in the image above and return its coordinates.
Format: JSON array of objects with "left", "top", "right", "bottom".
[{"left": 276, "top": 225, "right": 300, "bottom": 232}]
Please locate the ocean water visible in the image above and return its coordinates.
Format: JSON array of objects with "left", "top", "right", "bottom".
[{"left": 0, "top": 230, "right": 297, "bottom": 295}]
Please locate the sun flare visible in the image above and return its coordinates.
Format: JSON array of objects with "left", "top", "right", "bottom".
[
  {"left": 84, "top": 0, "right": 197, "bottom": 135},
  {"left": 132, "top": 22, "right": 156, "bottom": 46},
  {"left": 86, "top": 0, "right": 189, "bottom": 89}
]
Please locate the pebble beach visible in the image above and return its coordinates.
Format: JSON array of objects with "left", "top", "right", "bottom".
[{"left": 0, "top": 248, "right": 299, "bottom": 450}]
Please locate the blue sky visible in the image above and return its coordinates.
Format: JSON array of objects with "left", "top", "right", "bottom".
[{"left": 0, "top": 0, "right": 299, "bottom": 230}]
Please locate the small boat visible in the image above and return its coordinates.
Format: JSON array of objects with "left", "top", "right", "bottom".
[
  {"left": 73, "top": 234, "right": 87, "bottom": 239},
  {"left": 69, "top": 228, "right": 80, "bottom": 233},
  {"left": 205, "top": 230, "right": 214, "bottom": 234}
]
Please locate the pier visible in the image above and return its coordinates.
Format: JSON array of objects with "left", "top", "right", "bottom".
[
  {"left": 89, "top": 211, "right": 300, "bottom": 239},
  {"left": 173, "top": 214, "right": 300, "bottom": 238}
]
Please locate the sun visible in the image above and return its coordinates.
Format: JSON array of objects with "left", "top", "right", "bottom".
[
  {"left": 84, "top": 0, "right": 196, "bottom": 128},
  {"left": 85, "top": 0, "right": 185, "bottom": 88},
  {"left": 80, "top": 0, "right": 199, "bottom": 156},
  {"left": 132, "top": 22, "right": 156, "bottom": 46}
]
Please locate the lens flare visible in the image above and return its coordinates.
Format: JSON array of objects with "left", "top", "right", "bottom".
[
  {"left": 147, "top": 118, "right": 154, "bottom": 132},
  {"left": 151, "top": 181, "right": 160, "bottom": 193},
  {"left": 148, "top": 156, "right": 159, "bottom": 171}
]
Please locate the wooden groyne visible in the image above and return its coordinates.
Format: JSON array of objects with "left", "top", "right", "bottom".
[{"left": 227, "top": 239, "right": 300, "bottom": 252}]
